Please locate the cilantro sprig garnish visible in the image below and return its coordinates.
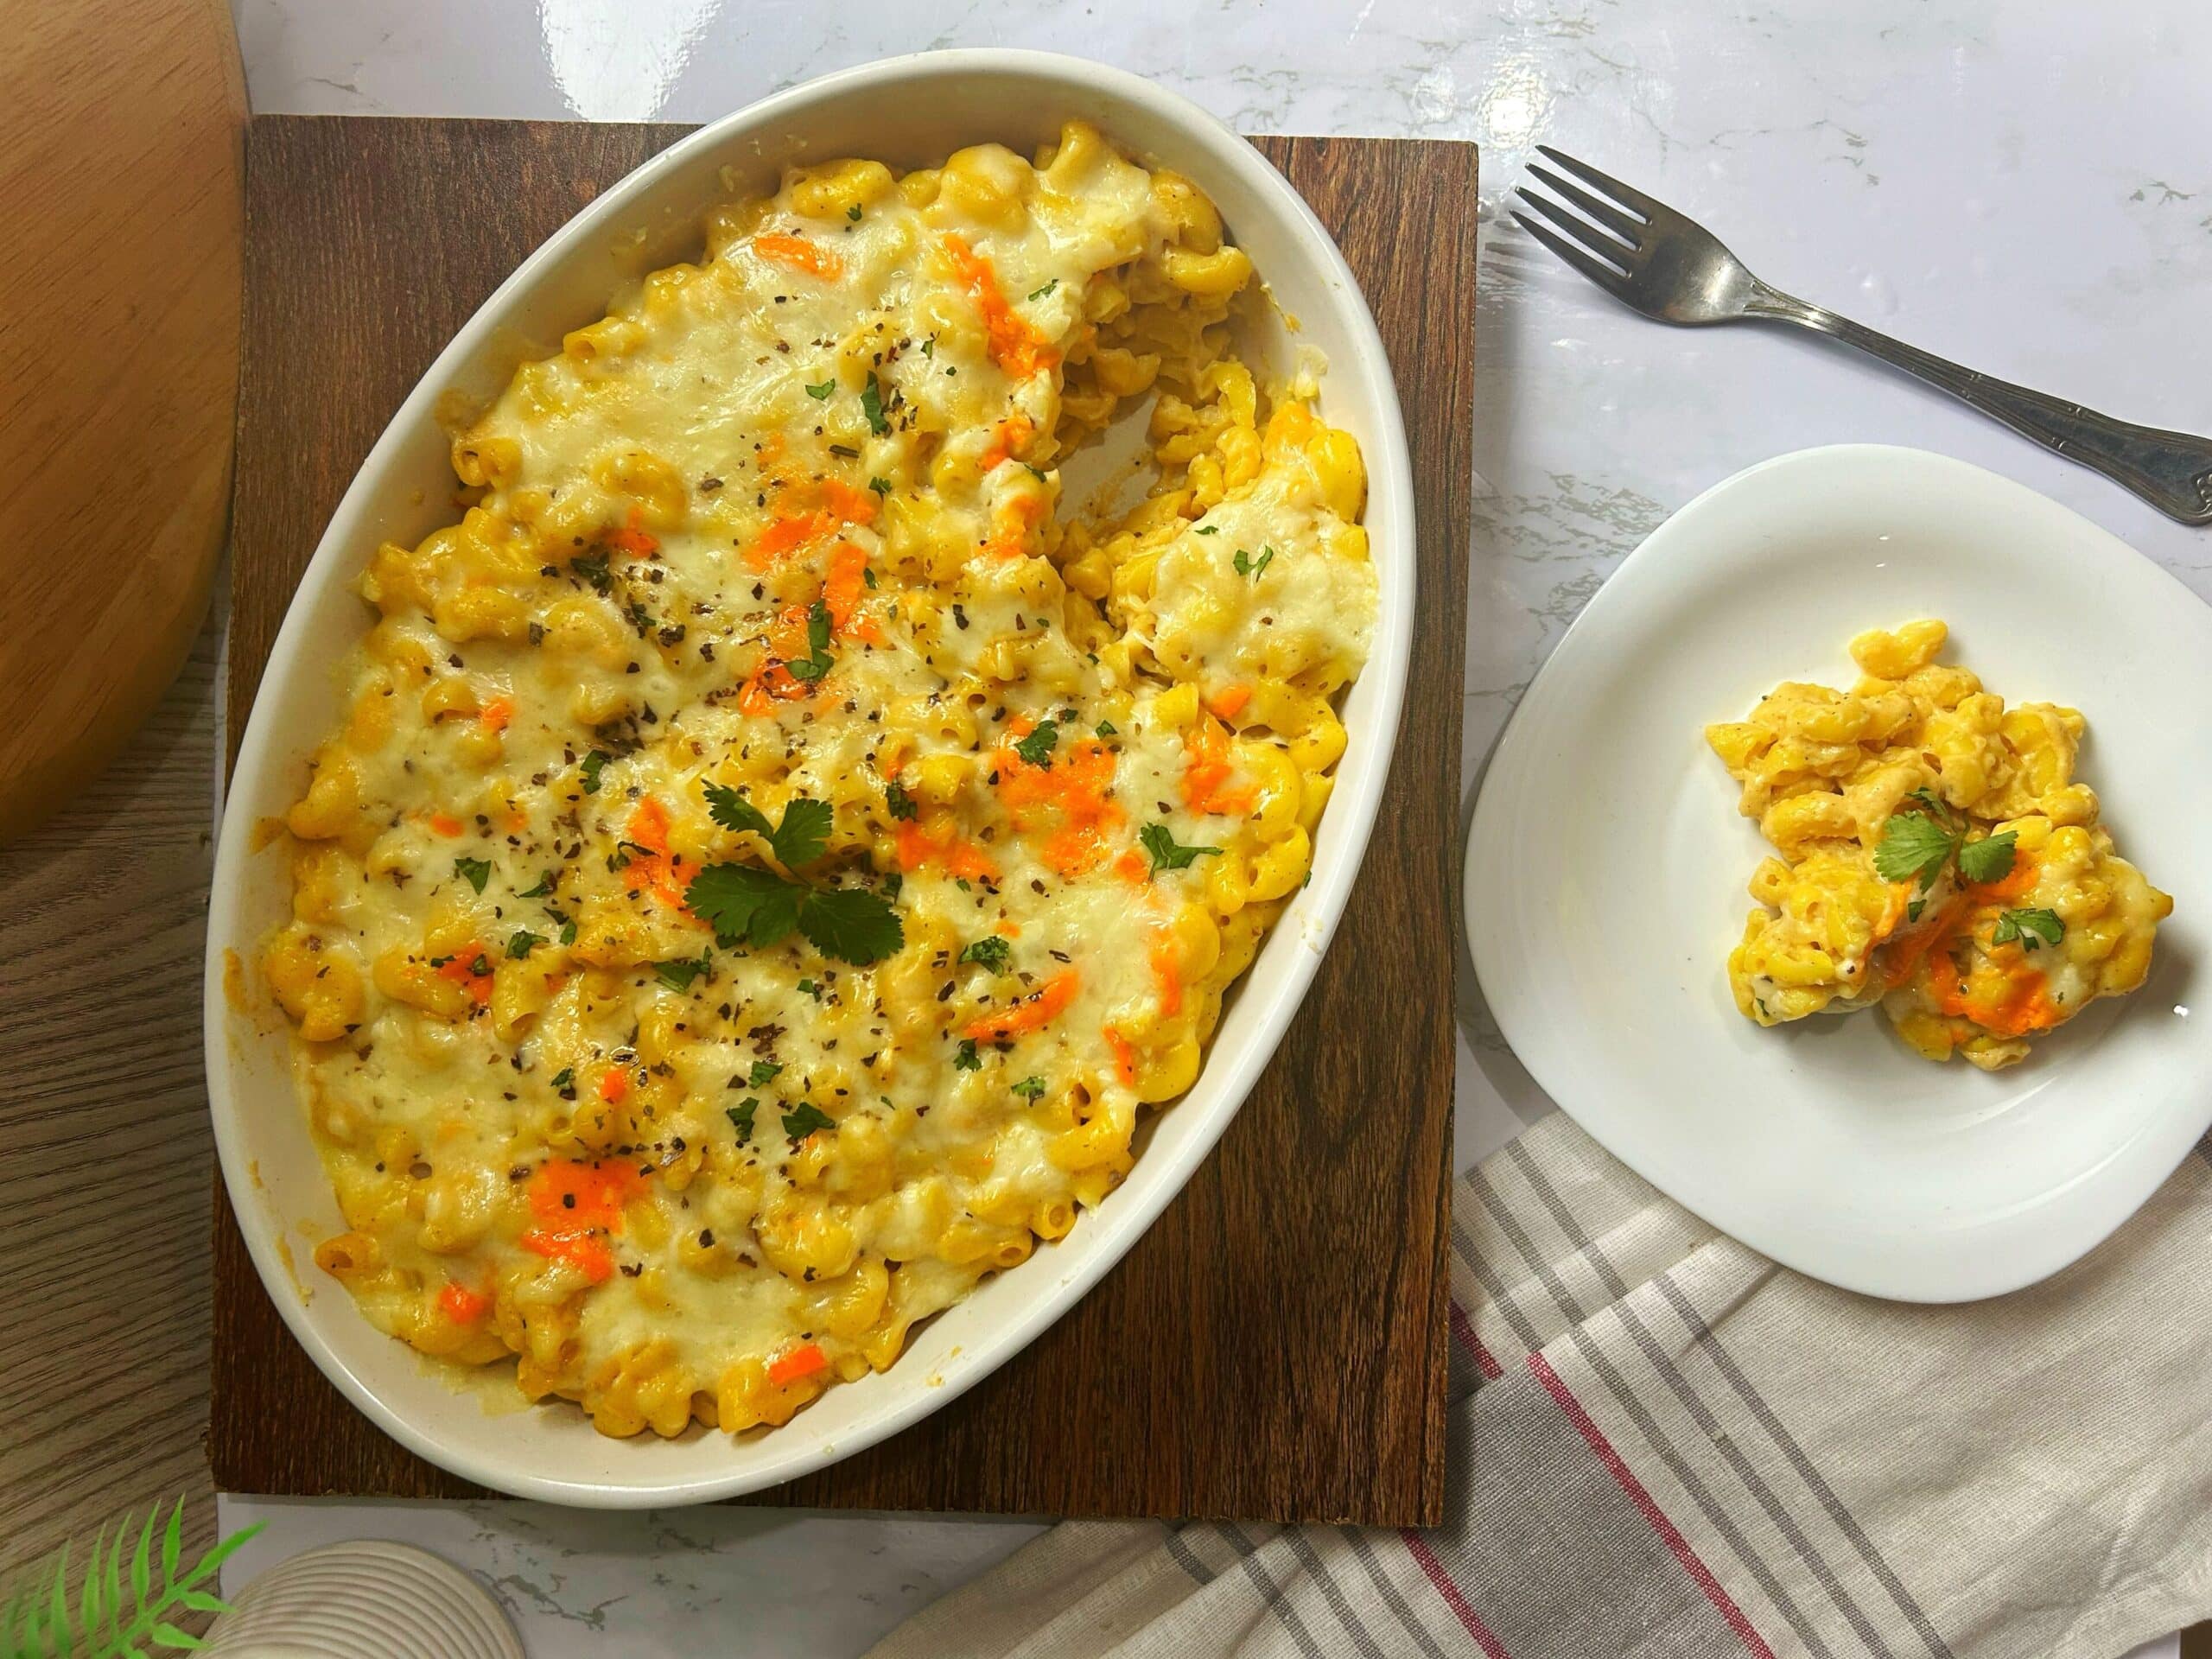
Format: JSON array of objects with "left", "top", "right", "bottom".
[
  {"left": 1993, "top": 906, "right": 2064, "bottom": 951},
  {"left": 1139, "top": 822, "right": 1222, "bottom": 877},
  {"left": 782, "top": 1102, "right": 836, "bottom": 1141},
  {"left": 884, "top": 781, "right": 918, "bottom": 822},
  {"left": 454, "top": 856, "right": 492, "bottom": 894},
  {"left": 1872, "top": 789, "right": 2017, "bottom": 892},
  {"left": 1014, "top": 714, "right": 1071, "bottom": 768},
  {"left": 689, "top": 783, "right": 904, "bottom": 964},
  {"left": 705, "top": 783, "right": 831, "bottom": 868}
]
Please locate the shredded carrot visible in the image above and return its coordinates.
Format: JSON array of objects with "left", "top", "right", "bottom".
[
  {"left": 598, "top": 1068, "right": 631, "bottom": 1103},
  {"left": 604, "top": 505, "right": 659, "bottom": 556},
  {"left": 1181, "top": 715, "right": 1256, "bottom": 816},
  {"left": 528, "top": 1158, "right": 646, "bottom": 1230},
  {"left": 1102, "top": 1024, "right": 1137, "bottom": 1086},
  {"left": 439, "top": 1283, "right": 489, "bottom": 1324},
  {"left": 740, "top": 659, "right": 808, "bottom": 716},
  {"left": 767, "top": 1340, "right": 829, "bottom": 1388},
  {"left": 895, "top": 817, "right": 1001, "bottom": 882},
  {"left": 981, "top": 413, "right": 1036, "bottom": 473},
  {"left": 964, "top": 969, "right": 1080, "bottom": 1042},
  {"left": 745, "top": 511, "right": 834, "bottom": 572},
  {"left": 434, "top": 944, "right": 497, "bottom": 1007},
  {"left": 520, "top": 1228, "right": 614, "bottom": 1284},
  {"left": 984, "top": 487, "right": 1047, "bottom": 561},
  {"left": 479, "top": 697, "right": 515, "bottom": 733},
  {"left": 753, "top": 232, "right": 845, "bottom": 281},
  {"left": 1147, "top": 925, "right": 1184, "bottom": 1018},
  {"left": 427, "top": 812, "right": 465, "bottom": 837},
  {"left": 1113, "top": 849, "right": 1147, "bottom": 884},
  {"left": 941, "top": 235, "right": 1059, "bottom": 378},
  {"left": 823, "top": 543, "right": 881, "bottom": 643},
  {"left": 1207, "top": 683, "right": 1253, "bottom": 721},
  {"left": 628, "top": 797, "right": 671, "bottom": 853}
]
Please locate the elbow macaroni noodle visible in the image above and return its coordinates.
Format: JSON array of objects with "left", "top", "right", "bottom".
[
  {"left": 1705, "top": 619, "right": 2171, "bottom": 1071},
  {"left": 265, "top": 125, "right": 1376, "bottom": 1439}
]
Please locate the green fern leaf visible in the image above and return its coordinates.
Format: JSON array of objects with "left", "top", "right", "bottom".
[
  {"left": 172, "top": 1592, "right": 223, "bottom": 1618},
  {"left": 146, "top": 1625, "right": 198, "bottom": 1653},
  {"left": 79, "top": 1527, "right": 106, "bottom": 1645},
  {"left": 48, "top": 1540, "right": 72, "bottom": 1656},
  {"left": 129, "top": 1511, "right": 152, "bottom": 1616},
  {"left": 157, "top": 1507, "right": 179, "bottom": 1591},
  {"left": 179, "top": 1525, "right": 257, "bottom": 1589},
  {"left": 104, "top": 1516, "right": 125, "bottom": 1646}
]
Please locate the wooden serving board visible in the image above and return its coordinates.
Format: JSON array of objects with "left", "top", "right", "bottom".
[{"left": 213, "top": 117, "right": 1475, "bottom": 1527}]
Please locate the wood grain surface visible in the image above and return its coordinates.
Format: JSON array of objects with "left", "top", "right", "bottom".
[
  {"left": 213, "top": 117, "right": 1475, "bottom": 1525},
  {"left": 0, "top": 0, "right": 242, "bottom": 842}
]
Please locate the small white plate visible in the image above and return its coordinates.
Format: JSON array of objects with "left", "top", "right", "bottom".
[{"left": 1465, "top": 445, "right": 2212, "bottom": 1302}]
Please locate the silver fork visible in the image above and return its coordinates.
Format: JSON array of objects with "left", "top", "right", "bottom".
[{"left": 1513, "top": 147, "right": 2212, "bottom": 525}]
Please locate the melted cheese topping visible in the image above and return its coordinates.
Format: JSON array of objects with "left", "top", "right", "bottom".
[
  {"left": 1705, "top": 619, "right": 2171, "bottom": 1071},
  {"left": 261, "top": 124, "right": 1377, "bottom": 1440}
]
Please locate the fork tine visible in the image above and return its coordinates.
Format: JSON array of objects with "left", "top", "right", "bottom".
[
  {"left": 1514, "top": 188, "right": 1636, "bottom": 267},
  {"left": 1510, "top": 210, "right": 1630, "bottom": 296},
  {"left": 1535, "top": 144, "right": 1668, "bottom": 223},
  {"left": 1527, "top": 162, "right": 1645, "bottom": 241}
]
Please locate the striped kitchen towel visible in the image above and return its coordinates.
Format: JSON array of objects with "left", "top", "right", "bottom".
[{"left": 868, "top": 1112, "right": 2212, "bottom": 1659}]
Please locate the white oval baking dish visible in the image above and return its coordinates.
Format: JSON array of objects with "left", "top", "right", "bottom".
[{"left": 206, "top": 48, "right": 1414, "bottom": 1506}]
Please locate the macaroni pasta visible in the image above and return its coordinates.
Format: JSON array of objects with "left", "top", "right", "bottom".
[{"left": 264, "top": 124, "right": 1376, "bottom": 1438}]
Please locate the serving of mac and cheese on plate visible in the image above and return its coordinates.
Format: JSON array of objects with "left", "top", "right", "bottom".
[{"left": 252, "top": 115, "right": 1380, "bottom": 1446}]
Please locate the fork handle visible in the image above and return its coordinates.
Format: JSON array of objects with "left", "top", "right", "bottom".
[{"left": 1746, "top": 284, "right": 2212, "bottom": 524}]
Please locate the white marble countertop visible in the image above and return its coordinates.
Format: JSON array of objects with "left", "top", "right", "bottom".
[{"left": 222, "top": 1, "right": 2209, "bottom": 1651}]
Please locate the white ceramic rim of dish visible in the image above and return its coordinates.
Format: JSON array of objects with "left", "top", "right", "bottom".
[{"left": 204, "top": 48, "right": 1415, "bottom": 1505}]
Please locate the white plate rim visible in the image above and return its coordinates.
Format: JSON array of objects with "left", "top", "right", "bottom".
[{"left": 1465, "top": 442, "right": 2212, "bottom": 1303}]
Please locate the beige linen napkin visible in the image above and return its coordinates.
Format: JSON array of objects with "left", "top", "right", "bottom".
[{"left": 868, "top": 1112, "right": 2212, "bottom": 1659}]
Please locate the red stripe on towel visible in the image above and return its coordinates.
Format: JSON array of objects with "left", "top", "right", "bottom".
[
  {"left": 1400, "top": 1530, "right": 1512, "bottom": 1658},
  {"left": 1528, "top": 1351, "right": 1776, "bottom": 1659},
  {"left": 1448, "top": 1302, "right": 1505, "bottom": 1379}
]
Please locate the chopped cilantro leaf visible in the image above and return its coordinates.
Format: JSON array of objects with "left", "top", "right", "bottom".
[
  {"left": 1194, "top": 524, "right": 1218, "bottom": 535},
  {"left": 571, "top": 552, "right": 611, "bottom": 593},
  {"left": 1094, "top": 721, "right": 1117, "bottom": 737},
  {"left": 749, "top": 1059, "right": 784, "bottom": 1087},
  {"left": 1027, "top": 278, "right": 1058, "bottom": 301},
  {"left": 797, "top": 978, "right": 817, "bottom": 995},
  {"left": 1872, "top": 811, "right": 1957, "bottom": 887},
  {"left": 685, "top": 861, "right": 805, "bottom": 950},
  {"left": 726, "top": 1098, "right": 758, "bottom": 1141},
  {"left": 770, "top": 797, "right": 833, "bottom": 868},
  {"left": 1010, "top": 1076, "right": 1046, "bottom": 1099},
  {"left": 846, "top": 203, "right": 863, "bottom": 222},
  {"left": 885, "top": 781, "right": 918, "bottom": 821},
  {"left": 868, "top": 475, "right": 893, "bottom": 497},
  {"left": 558, "top": 918, "right": 578, "bottom": 946},
  {"left": 579, "top": 750, "right": 608, "bottom": 793},
  {"left": 1139, "top": 822, "right": 1223, "bottom": 876},
  {"left": 805, "top": 378, "right": 836, "bottom": 399},
  {"left": 550, "top": 1067, "right": 575, "bottom": 1098},
  {"left": 959, "top": 936, "right": 1012, "bottom": 971},
  {"left": 920, "top": 335, "right": 935, "bottom": 358},
  {"left": 785, "top": 598, "right": 836, "bottom": 682},
  {"left": 506, "top": 931, "right": 544, "bottom": 959},
  {"left": 703, "top": 780, "right": 775, "bottom": 840},
  {"left": 654, "top": 952, "right": 712, "bottom": 992},
  {"left": 1993, "top": 906, "right": 2063, "bottom": 950},
  {"left": 1232, "top": 544, "right": 1277, "bottom": 580},
  {"left": 861, "top": 374, "right": 890, "bottom": 435},
  {"left": 518, "top": 870, "right": 556, "bottom": 898},
  {"left": 1014, "top": 721, "right": 1061, "bottom": 768},
  {"left": 1957, "top": 831, "right": 2018, "bottom": 886},
  {"left": 782, "top": 1102, "right": 836, "bottom": 1140},
  {"left": 454, "top": 856, "right": 492, "bottom": 893},
  {"left": 953, "top": 1039, "right": 981, "bottom": 1071}
]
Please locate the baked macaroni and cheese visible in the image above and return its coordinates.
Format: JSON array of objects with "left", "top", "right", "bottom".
[
  {"left": 1706, "top": 620, "right": 2170, "bottom": 1071},
  {"left": 261, "top": 124, "right": 1376, "bottom": 1438}
]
